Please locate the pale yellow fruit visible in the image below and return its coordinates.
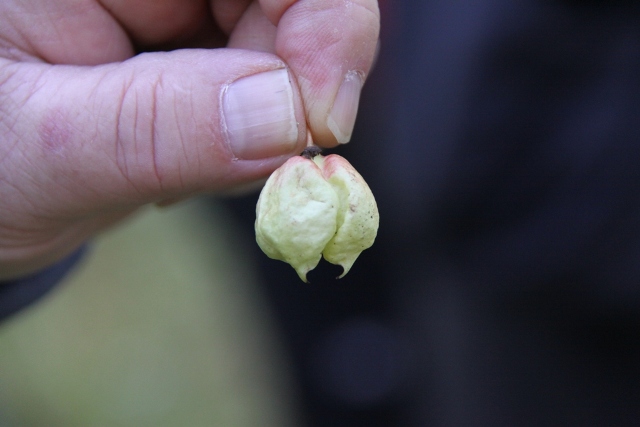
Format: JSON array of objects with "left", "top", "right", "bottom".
[
  {"left": 314, "top": 155, "right": 379, "bottom": 278},
  {"left": 255, "top": 150, "right": 379, "bottom": 282}
]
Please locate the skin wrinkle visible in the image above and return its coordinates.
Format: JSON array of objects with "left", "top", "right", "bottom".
[
  {"left": 0, "top": 60, "right": 18, "bottom": 88},
  {"left": 0, "top": 129, "right": 19, "bottom": 171},
  {"left": 114, "top": 73, "right": 142, "bottom": 197},
  {"left": 1, "top": 10, "right": 42, "bottom": 63},
  {"left": 188, "top": 81, "right": 203, "bottom": 189},
  {"left": 33, "top": 72, "right": 74, "bottom": 153},
  {"left": 0, "top": 105, "right": 21, "bottom": 172},
  {"left": 0, "top": 1, "right": 132, "bottom": 64},
  {"left": 42, "top": 7, "right": 68, "bottom": 60},
  {"left": 82, "top": 67, "right": 122, "bottom": 191},
  {"left": 1, "top": 182, "right": 43, "bottom": 237},
  {"left": 15, "top": 66, "right": 47, "bottom": 112},
  {"left": 0, "top": 173, "right": 27, "bottom": 219},
  {"left": 171, "top": 79, "right": 190, "bottom": 193},
  {"left": 0, "top": 212, "right": 86, "bottom": 261},
  {"left": 1, "top": 63, "right": 42, "bottom": 130},
  {"left": 34, "top": 72, "right": 115, "bottom": 211},
  {"left": 36, "top": 74, "right": 90, "bottom": 162},
  {"left": 14, "top": 146, "right": 58, "bottom": 217},
  {"left": 150, "top": 70, "right": 163, "bottom": 191},
  {"left": 218, "top": 82, "right": 233, "bottom": 160},
  {"left": 24, "top": 1, "right": 126, "bottom": 64},
  {"left": 0, "top": 16, "right": 20, "bottom": 59},
  {"left": 11, "top": 7, "right": 56, "bottom": 63},
  {"left": 1, "top": 64, "right": 41, "bottom": 180}
]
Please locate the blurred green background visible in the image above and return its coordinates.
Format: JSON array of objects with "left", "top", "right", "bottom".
[{"left": 0, "top": 199, "right": 299, "bottom": 427}]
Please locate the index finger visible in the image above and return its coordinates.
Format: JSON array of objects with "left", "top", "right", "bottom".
[{"left": 263, "top": 0, "right": 380, "bottom": 147}]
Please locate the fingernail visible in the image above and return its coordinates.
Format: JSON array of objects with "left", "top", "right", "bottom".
[
  {"left": 327, "top": 71, "right": 363, "bottom": 144},
  {"left": 223, "top": 69, "right": 298, "bottom": 159}
]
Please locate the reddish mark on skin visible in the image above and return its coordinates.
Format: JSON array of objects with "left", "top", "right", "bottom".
[{"left": 37, "top": 108, "right": 73, "bottom": 154}]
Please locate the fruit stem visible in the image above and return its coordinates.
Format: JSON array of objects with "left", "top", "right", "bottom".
[
  {"left": 301, "top": 146, "right": 322, "bottom": 159},
  {"left": 302, "top": 130, "right": 322, "bottom": 159}
]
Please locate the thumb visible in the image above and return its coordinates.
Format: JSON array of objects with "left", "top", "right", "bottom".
[{"left": 0, "top": 49, "right": 306, "bottom": 214}]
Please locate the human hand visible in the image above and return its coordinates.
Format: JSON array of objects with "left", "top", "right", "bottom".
[{"left": 0, "top": 0, "right": 380, "bottom": 279}]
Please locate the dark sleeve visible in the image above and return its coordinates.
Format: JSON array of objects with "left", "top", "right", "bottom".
[{"left": 0, "top": 246, "right": 87, "bottom": 321}]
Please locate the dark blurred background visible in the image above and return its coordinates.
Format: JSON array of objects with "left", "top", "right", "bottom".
[{"left": 225, "top": 0, "right": 640, "bottom": 426}]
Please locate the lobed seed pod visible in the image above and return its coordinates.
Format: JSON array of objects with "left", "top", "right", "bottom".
[{"left": 255, "top": 148, "right": 379, "bottom": 282}]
